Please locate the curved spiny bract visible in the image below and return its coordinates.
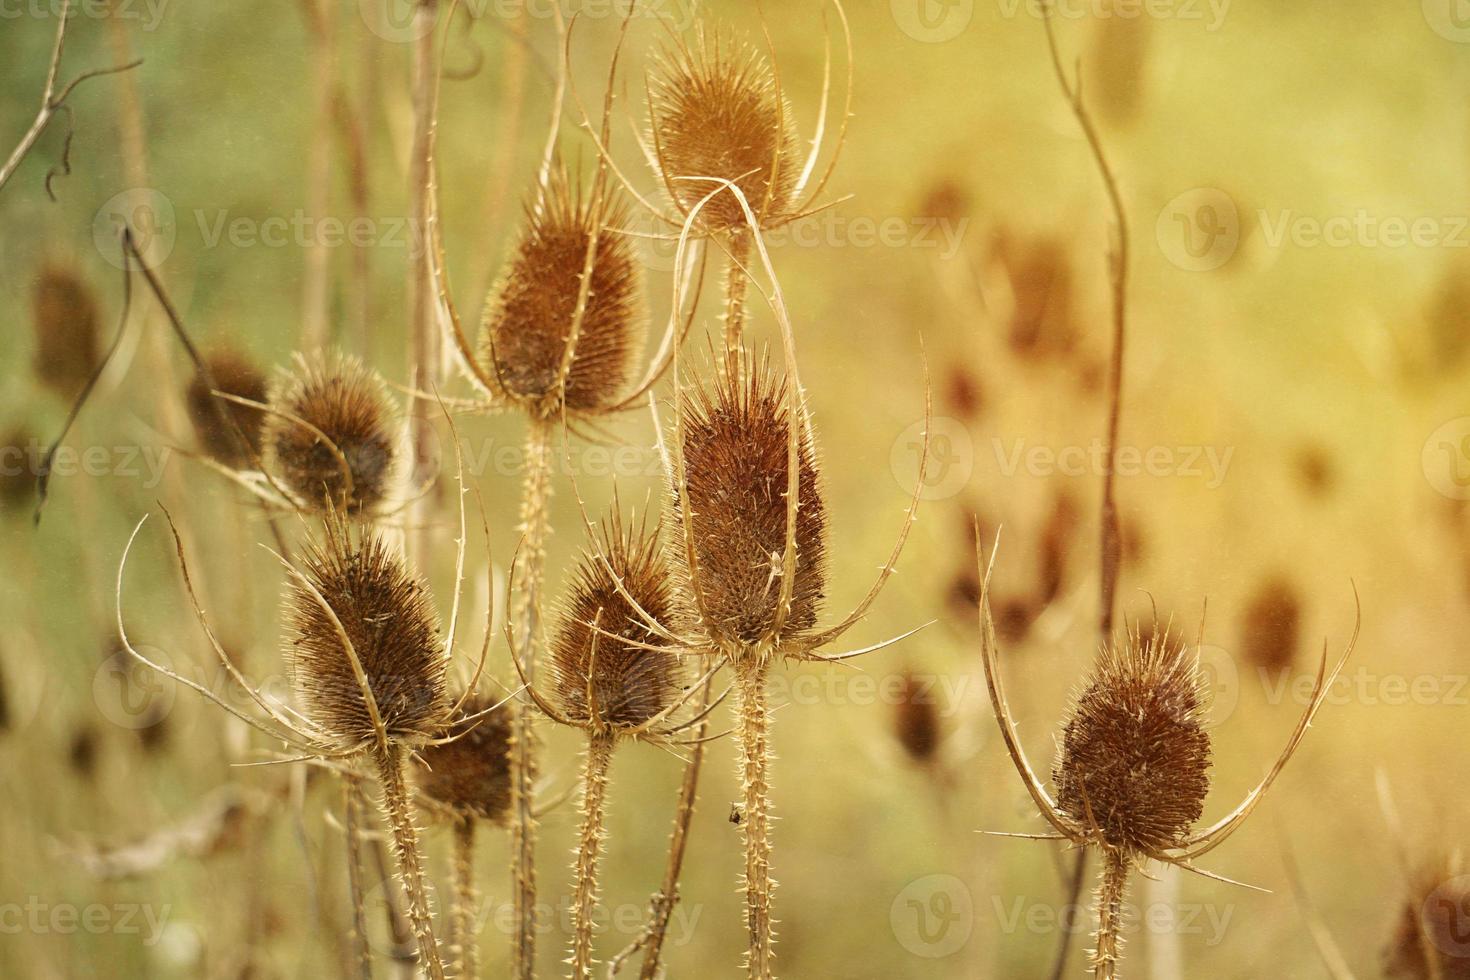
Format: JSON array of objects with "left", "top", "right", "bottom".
[
  {"left": 1054, "top": 626, "right": 1212, "bottom": 856},
  {"left": 649, "top": 29, "right": 800, "bottom": 233},
  {"left": 416, "top": 693, "right": 514, "bottom": 825},
  {"left": 672, "top": 355, "right": 827, "bottom": 655},
  {"left": 549, "top": 514, "right": 682, "bottom": 732},
  {"left": 32, "top": 262, "right": 100, "bottom": 400},
  {"left": 186, "top": 348, "right": 268, "bottom": 469},
  {"left": 478, "top": 170, "right": 643, "bottom": 420},
  {"left": 283, "top": 515, "right": 449, "bottom": 751},
  {"left": 263, "top": 350, "right": 398, "bottom": 514}
]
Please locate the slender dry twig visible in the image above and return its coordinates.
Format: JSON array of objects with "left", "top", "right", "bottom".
[{"left": 297, "top": 0, "right": 337, "bottom": 349}]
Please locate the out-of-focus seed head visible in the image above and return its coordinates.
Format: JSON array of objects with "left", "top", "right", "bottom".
[
  {"left": 186, "top": 349, "right": 269, "bottom": 469},
  {"left": 673, "top": 354, "right": 827, "bottom": 650},
  {"left": 0, "top": 427, "right": 35, "bottom": 514},
  {"left": 416, "top": 694, "right": 513, "bottom": 824},
  {"left": 648, "top": 30, "right": 800, "bottom": 233},
  {"left": 283, "top": 516, "right": 449, "bottom": 750},
  {"left": 263, "top": 351, "right": 398, "bottom": 514},
  {"left": 550, "top": 513, "right": 682, "bottom": 731},
  {"left": 893, "top": 667, "right": 940, "bottom": 764},
  {"left": 32, "top": 263, "right": 100, "bottom": 400},
  {"left": 479, "top": 170, "right": 642, "bottom": 419},
  {"left": 1240, "top": 576, "right": 1302, "bottom": 673},
  {"left": 1384, "top": 859, "right": 1470, "bottom": 979},
  {"left": 1054, "top": 628, "right": 1212, "bottom": 855}
]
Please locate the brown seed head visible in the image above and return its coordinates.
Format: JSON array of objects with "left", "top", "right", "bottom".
[
  {"left": 186, "top": 348, "right": 269, "bottom": 468},
  {"left": 416, "top": 693, "right": 513, "bottom": 824},
  {"left": 550, "top": 513, "right": 682, "bottom": 731},
  {"left": 893, "top": 667, "right": 940, "bottom": 764},
  {"left": 32, "top": 263, "right": 100, "bottom": 399},
  {"left": 649, "top": 30, "right": 800, "bottom": 232},
  {"left": 479, "top": 170, "right": 642, "bottom": 418},
  {"left": 1054, "top": 628, "right": 1212, "bottom": 854},
  {"left": 1240, "top": 576, "right": 1302, "bottom": 673},
  {"left": 263, "top": 351, "right": 398, "bottom": 513},
  {"left": 1385, "top": 859, "right": 1470, "bottom": 979},
  {"left": 0, "top": 427, "right": 36, "bottom": 513},
  {"left": 673, "top": 354, "right": 827, "bottom": 650},
  {"left": 283, "top": 515, "right": 449, "bottom": 750}
]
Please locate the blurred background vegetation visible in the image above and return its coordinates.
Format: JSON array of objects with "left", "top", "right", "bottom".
[{"left": 2, "top": 0, "right": 1468, "bottom": 976}]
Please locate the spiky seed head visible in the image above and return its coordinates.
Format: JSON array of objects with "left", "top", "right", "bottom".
[
  {"left": 262, "top": 351, "right": 398, "bottom": 513},
  {"left": 283, "top": 515, "right": 449, "bottom": 750},
  {"left": 673, "top": 354, "right": 827, "bottom": 650},
  {"left": 186, "top": 349, "right": 269, "bottom": 469},
  {"left": 549, "top": 514, "right": 682, "bottom": 731},
  {"left": 32, "top": 262, "right": 100, "bottom": 399},
  {"left": 1053, "top": 628, "right": 1212, "bottom": 855},
  {"left": 648, "top": 31, "right": 800, "bottom": 232},
  {"left": 1385, "top": 859, "right": 1470, "bottom": 979},
  {"left": 1240, "top": 576, "right": 1302, "bottom": 673},
  {"left": 416, "top": 694, "right": 513, "bottom": 824},
  {"left": 479, "top": 171, "right": 642, "bottom": 418},
  {"left": 893, "top": 667, "right": 940, "bottom": 764}
]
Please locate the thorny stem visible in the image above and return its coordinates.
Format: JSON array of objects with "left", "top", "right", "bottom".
[
  {"left": 1090, "top": 849, "right": 1131, "bottom": 980},
  {"left": 571, "top": 734, "right": 616, "bottom": 979},
  {"left": 375, "top": 745, "right": 446, "bottom": 980},
  {"left": 451, "top": 818, "right": 479, "bottom": 980},
  {"left": 723, "top": 232, "right": 752, "bottom": 381},
  {"left": 511, "top": 419, "right": 554, "bottom": 979},
  {"left": 735, "top": 660, "right": 775, "bottom": 980},
  {"left": 407, "top": 0, "right": 441, "bottom": 570},
  {"left": 345, "top": 775, "right": 374, "bottom": 980}
]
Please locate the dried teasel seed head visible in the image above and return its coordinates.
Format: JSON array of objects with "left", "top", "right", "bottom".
[
  {"left": 648, "top": 30, "right": 800, "bottom": 232},
  {"left": 893, "top": 667, "right": 940, "bottom": 764},
  {"left": 549, "top": 513, "right": 682, "bottom": 731},
  {"left": 1240, "top": 576, "right": 1302, "bottom": 673},
  {"left": 186, "top": 348, "right": 269, "bottom": 469},
  {"left": 1385, "top": 857, "right": 1470, "bottom": 979},
  {"left": 263, "top": 351, "right": 398, "bottom": 513},
  {"left": 283, "top": 515, "right": 449, "bottom": 750},
  {"left": 673, "top": 353, "right": 827, "bottom": 650},
  {"left": 1054, "top": 628, "right": 1212, "bottom": 855},
  {"left": 479, "top": 170, "right": 642, "bottom": 418},
  {"left": 32, "top": 262, "right": 101, "bottom": 400},
  {"left": 416, "top": 694, "right": 513, "bottom": 824}
]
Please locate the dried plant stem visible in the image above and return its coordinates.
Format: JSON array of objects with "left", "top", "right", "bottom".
[
  {"left": 451, "top": 818, "right": 479, "bottom": 980},
  {"left": 375, "top": 745, "right": 446, "bottom": 980},
  {"left": 734, "top": 660, "right": 776, "bottom": 980},
  {"left": 722, "top": 232, "right": 752, "bottom": 379},
  {"left": 407, "top": 0, "right": 441, "bottom": 569},
  {"left": 345, "top": 775, "right": 374, "bottom": 980},
  {"left": 298, "top": 0, "right": 336, "bottom": 349},
  {"left": 1090, "top": 850, "right": 1130, "bottom": 980},
  {"left": 511, "top": 419, "right": 554, "bottom": 979},
  {"left": 570, "top": 734, "right": 615, "bottom": 979}
]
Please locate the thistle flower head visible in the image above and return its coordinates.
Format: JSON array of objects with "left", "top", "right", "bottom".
[
  {"left": 186, "top": 348, "right": 268, "bottom": 469},
  {"left": 1053, "top": 627, "right": 1212, "bottom": 855},
  {"left": 283, "top": 515, "right": 449, "bottom": 750},
  {"left": 479, "top": 170, "right": 643, "bottom": 419},
  {"left": 32, "top": 262, "right": 100, "bottom": 399},
  {"left": 262, "top": 350, "right": 398, "bottom": 514},
  {"left": 549, "top": 512, "right": 682, "bottom": 732},
  {"left": 649, "top": 30, "right": 800, "bottom": 232},
  {"left": 416, "top": 693, "right": 513, "bottom": 824},
  {"left": 672, "top": 353, "right": 827, "bottom": 651}
]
